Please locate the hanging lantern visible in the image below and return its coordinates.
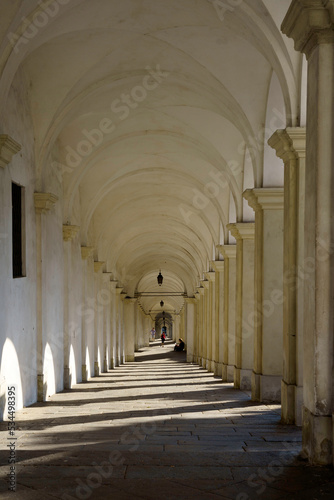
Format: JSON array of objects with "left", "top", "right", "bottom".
[
  {"left": 160, "top": 300, "right": 164, "bottom": 307},
  {"left": 157, "top": 270, "right": 163, "bottom": 286}
]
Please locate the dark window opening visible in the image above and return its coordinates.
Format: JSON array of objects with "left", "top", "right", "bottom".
[{"left": 12, "top": 182, "right": 25, "bottom": 278}]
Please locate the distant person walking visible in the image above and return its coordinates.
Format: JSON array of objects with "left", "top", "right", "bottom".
[{"left": 160, "top": 332, "right": 166, "bottom": 347}]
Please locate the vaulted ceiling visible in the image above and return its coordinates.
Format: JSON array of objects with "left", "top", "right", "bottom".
[{"left": 0, "top": 0, "right": 304, "bottom": 315}]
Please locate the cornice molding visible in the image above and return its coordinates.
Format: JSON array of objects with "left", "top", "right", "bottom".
[
  {"left": 218, "top": 244, "right": 237, "bottom": 259},
  {"left": 205, "top": 271, "right": 215, "bottom": 282},
  {"left": 34, "top": 193, "right": 58, "bottom": 214},
  {"left": 243, "top": 188, "right": 284, "bottom": 212},
  {"left": 63, "top": 225, "right": 80, "bottom": 242},
  {"left": 0, "top": 135, "right": 21, "bottom": 168},
  {"left": 81, "top": 246, "right": 94, "bottom": 260},
  {"left": 282, "top": 0, "right": 334, "bottom": 57},
  {"left": 268, "top": 128, "right": 306, "bottom": 163},
  {"left": 227, "top": 222, "right": 255, "bottom": 240},
  {"left": 94, "top": 261, "right": 105, "bottom": 273},
  {"left": 212, "top": 261, "right": 225, "bottom": 272}
]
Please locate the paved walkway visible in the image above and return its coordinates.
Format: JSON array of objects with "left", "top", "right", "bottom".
[{"left": 1, "top": 340, "right": 334, "bottom": 499}]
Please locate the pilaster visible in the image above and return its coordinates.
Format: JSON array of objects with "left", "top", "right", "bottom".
[
  {"left": 243, "top": 188, "right": 284, "bottom": 403},
  {"left": 227, "top": 223, "right": 255, "bottom": 391},
  {"left": 218, "top": 245, "right": 237, "bottom": 382},
  {"left": 269, "top": 128, "right": 306, "bottom": 425},
  {"left": 212, "top": 261, "right": 225, "bottom": 376},
  {"left": 34, "top": 192, "right": 58, "bottom": 401},
  {"left": 282, "top": 0, "right": 334, "bottom": 464},
  {"left": 0, "top": 135, "right": 21, "bottom": 168}
]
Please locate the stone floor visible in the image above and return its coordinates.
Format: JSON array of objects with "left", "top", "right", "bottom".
[{"left": 1, "top": 340, "right": 334, "bottom": 499}]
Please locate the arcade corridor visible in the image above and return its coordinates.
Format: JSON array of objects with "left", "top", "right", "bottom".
[{"left": 1, "top": 342, "right": 333, "bottom": 499}]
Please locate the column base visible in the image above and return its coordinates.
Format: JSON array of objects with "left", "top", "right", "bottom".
[
  {"left": 252, "top": 372, "right": 281, "bottom": 402},
  {"left": 115, "top": 357, "right": 120, "bottom": 367},
  {"left": 222, "top": 364, "right": 228, "bottom": 382},
  {"left": 109, "top": 359, "right": 114, "bottom": 370},
  {"left": 94, "top": 362, "right": 100, "bottom": 377},
  {"left": 214, "top": 362, "right": 223, "bottom": 377},
  {"left": 64, "top": 367, "right": 70, "bottom": 389},
  {"left": 281, "top": 380, "right": 303, "bottom": 426},
  {"left": 125, "top": 355, "right": 135, "bottom": 362},
  {"left": 103, "top": 358, "right": 108, "bottom": 373},
  {"left": 186, "top": 353, "right": 194, "bottom": 363},
  {"left": 234, "top": 368, "right": 252, "bottom": 391},
  {"left": 37, "top": 374, "right": 44, "bottom": 402},
  {"left": 302, "top": 406, "right": 333, "bottom": 465},
  {"left": 82, "top": 364, "right": 88, "bottom": 382},
  {"left": 206, "top": 359, "right": 214, "bottom": 372},
  {"left": 202, "top": 358, "right": 206, "bottom": 369},
  {"left": 226, "top": 365, "right": 234, "bottom": 383}
]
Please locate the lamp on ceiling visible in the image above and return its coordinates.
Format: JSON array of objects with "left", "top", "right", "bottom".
[
  {"left": 160, "top": 300, "right": 164, "bottom": 307},
  {"left": 157, "top": 270, "right": 163, "bottom": 286}
]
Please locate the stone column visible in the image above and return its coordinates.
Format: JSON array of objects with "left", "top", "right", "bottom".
[
  {"left": 243, "top": 189, "right": 284, "bottom": 402},
  {"left": 102, "top": 273, "right": 112, "bottom": 373},
  {"left": 34, "top": 193, "right": 58, "bottom": 401},
  {"left": 185, "top": 298, "right": 196, "bottom": 363},
  {"left": 205, "top": 272, "right": 216, "bottom": 373},
  {"left": 201, "top": 280, "right": 209, "bottom": 369},
  {"left": 218, "top": 245, "right": 237, "bottom": 382},
  {"left": 269, "top": 128, "right": 306, "bottom": 425},
  {"left": 117, "top": 289, "right": 124, "bottom": 364},
  {"left": 282, "top": 0, "right": 334, "bottom": 464},
  {"left": 194, "top": 292, "right": 200, "bottom": 364},
  {"left": 93, "top": 261, "right": 104, "bottom": 376},
  {"left": 212, "top": 261, "right": 225, "bottom": 377},
  {"left": 124, "top": 298, "right": 136, "bottom": 362},
  {"left": 197, "top": 287, "right": 205, "bottom": 366},
  {"left": 63, "top": 225, "right": 80, "bottom": 388},
  {"left": 109, "top": 281, "right": 118, "bottom": 369},
  {"left": 227, "top": 223, "right": 255, "bottom": 391},
  {"left": 81, "top": 246, "right": 94, "bottom": 381}
]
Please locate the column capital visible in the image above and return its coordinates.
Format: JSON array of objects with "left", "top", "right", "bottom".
[
  {"left": 94, "top": 261, "right": 105, "bottom": 273},
  {"left": 227, "top": 222, "right": 255, "bottom": 240},
  {"left": 0, "top": 135, "right": 21, "bottom": 168},
  {"left": 63, "top": 224, "right": 80, "bottom": 242},
  {"left": 201, "top": 280, "right": 210, "bottom": 290},
  {"left": 218, "top": 244, "right": 237, "bottom": 259},
  {"left": 243, "top": 188, "right": 284, "bottom": 212},
  {"left": 124, "top": 297, "right": 137, "bottom": 304},
  {"left": 212, "top": 260, "right": 225, "bottom": 272},
  {"left": 268, "top": 128, "right": 306, "bottom": 163},
  {"left": 205, "top": 271, "right": 215, "bottom": 282},
  {"left": 81, "top": 246, "right": 94, "bottom": 260},
  {"left": 34, "top": 192, "right": 58, "bottom": 214},
  {"left": 110, "top": 280, "right": 118, "bottom": 290},
  {"left": 282, "top": 0, "right": 334, "bottom": 58},
  {"left": 198, "top": 286, "right": 205, "bottom": 295},
  {"left": 185, "top": 297, "right": 197, "bottom": 305},
  {"left": 116, "top": 287, "right": 124, "bottom": 296}
]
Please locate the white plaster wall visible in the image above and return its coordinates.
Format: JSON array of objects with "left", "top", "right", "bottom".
[{"left": 0, "top": 73, "right": 37, "bottom": 417}]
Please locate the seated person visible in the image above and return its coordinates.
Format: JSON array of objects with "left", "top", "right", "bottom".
[{"left": 174, "top": 338, "right": 185, "bottom": 351}]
